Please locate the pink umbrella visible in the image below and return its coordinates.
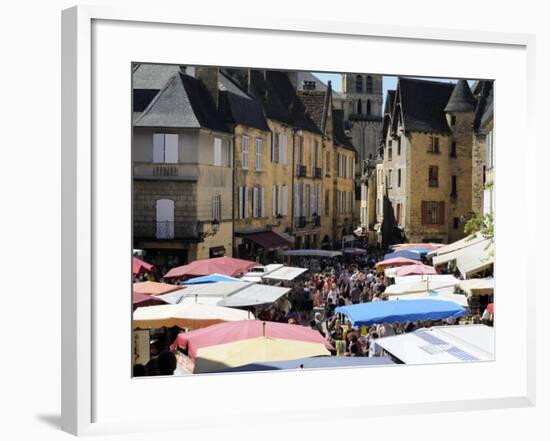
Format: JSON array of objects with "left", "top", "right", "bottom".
[
  {"left": 164, "top": 256, "right": 256, "bottom": 280},
  {"left": 375, "top": 257, "right": 419, "bottom": 269},
  {"left": 132, "top": 257, "right": 154, "bottom": 276},
  {"left": 132, "top": 292, "right": 166, "bottom": 310},
  {"left": 395, "top": 264, "right": 437, "bottom": 277},
  {"left": 170, "top": 320, "right": 334, "bottom": 360}
]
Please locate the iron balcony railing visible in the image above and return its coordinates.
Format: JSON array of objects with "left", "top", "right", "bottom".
[{"left": 133, "top": 220, "right": 200, "bottom": 241}]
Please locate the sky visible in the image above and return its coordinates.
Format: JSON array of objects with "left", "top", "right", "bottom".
[{"left": 313, "top": 73, "right": 473, "bottom": 108}]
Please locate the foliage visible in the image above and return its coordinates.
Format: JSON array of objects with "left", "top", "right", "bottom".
[{"left": 464, "top": 211, "right": 494, "bottom": 239}]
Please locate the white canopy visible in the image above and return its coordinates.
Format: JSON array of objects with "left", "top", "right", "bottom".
[
  {"left": 428, "top": 232, "right": 485, "bottom": 259},
  {"left": 458, "top": 278, "right": 494, "bottom": 297},
  {"left": 456, "top": 240, "right": 494, "bottom": 278},
  {"left": 394, "top": 274, "right": 460, "bottom": 285},
  {"left": 263, "top": 266, "right": 308, "bottom": 281},
  {"left": 241, "top": 264, "right": 308, "bottom": 282},
  {"left": 387, "top": 287, "right": 469, "bottom": 307},
  {"left": 219, "top": 285, "right": 290, "bottom": 307},
  {"left": 375, "top": 324, "right": 494, "bottom": 364},
  {"left": 384, "top": 278, "right": 459, "bottom": 295},
  {"left": 283, "top": 249, "right": 342, "bottom": 258}
]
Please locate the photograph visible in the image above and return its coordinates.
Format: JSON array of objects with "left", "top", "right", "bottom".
[{"left": 130, "top": 64, "right": 495, "bottom": 376}]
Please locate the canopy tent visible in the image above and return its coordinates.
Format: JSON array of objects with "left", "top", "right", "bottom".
[
  {"left": 193, "top": 337, "right": 331, "bottom": 374},
  {"left": 170, "top": 320, "right": 333, "bottom": 359},
  {"left": 487, "top": 303, "right": 494, "bottom": 315},
  {"left": 263, "top": 266, "right": 308, "bottom": 282},
  {"left": 395, "top": 264, "right": 437, "bottom": 277},
  {"left": 183, "top": 274, "right": 241, "bottom": 285},
  {"left": 429, "top": 233, "right": 486, "bottom": 265},
  {"left": 240, "top": 230, "right": 291, "bottom": 251},
  {"left": 132, "top": 292, "right": 167, "bottom": 308},
  {"left": 376, "top": 257, "right": 419, "bottom": 270},
  {"left": 164, "top": 256, "right": 256, "bottom": 280},
  {"left": 132, "top": 257, "right": 154, "bottom": 276},
  {"left": 393, "top": 243, "right": 444, "bottom": 251},
  {"left": 158, "top": 281, "right": 290, "bottom": 308},
  {"left": 214, "top": 356, "right": 395, "bottom": 373},
  {"left": 282, "top": 249, "right": 342, "bottom": 258},
  {"left": 133, "top": 281, "right": 181, "bottom": 296},
  {"left": 343, "top": 247, "right": 367, "bottom": 256},
  {"left": 335, "top": 299, "right": 467, "bottom": 326},
  {"left": 133, "top": 303, "right": 254, "bottom": 330},
  {"left": 383, "top": 250, "right": 423, "bottom": 261},
  {"left": 459, "top": 278, "right": 494, "bottom": 297},
  {"left": 384, "top": 278, "right": 459, "bottom": 295},
  {"left": 394, "top": 274, "right": 459, "bottom": 285},
  {"left": 387, "top": 287, "right": 469, "bottom": 307},
  {"left": 456, "top": 239, "right": 494, "bottom": 278},
  {"left": 375, "top": 324, "right": 494, "bottom": 364}
]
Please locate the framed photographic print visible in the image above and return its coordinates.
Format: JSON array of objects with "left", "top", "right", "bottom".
[{"left": 62, "top": 5, "right": 536, "bottom": 436}]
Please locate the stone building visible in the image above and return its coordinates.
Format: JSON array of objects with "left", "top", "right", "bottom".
[
  {"left": 471, "top": 80, "right": 494, "bottom": 216},
  {"left": 132, "top": 65, "right": 234, "bottom": 270},
  {"left": 381, "top": 77, "right": 477, "bottom": 244}
]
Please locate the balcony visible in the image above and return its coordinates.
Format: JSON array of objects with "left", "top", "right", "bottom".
[
  {"left": 297, "top": 165, "right": 307, "bottom": 177},
  {"left": 312, "top": 214, "right": 321, "bottom": 227},
  {"left": 134, "top": 220, "right": 200, "bottom": 241},
  {"left": 295, "top": 216, "right": 306, "bottom": 229},
  {"left": 133, "top": 162, "right": 199, "bottom": 180},
  {"left": 314, "top": 167, "right": 322, "bottom": 179}
]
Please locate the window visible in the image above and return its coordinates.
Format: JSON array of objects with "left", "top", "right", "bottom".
[
  {"left": 429, "top": 166, "right": 439, "bottom": 187},
  {"left": 396, "top": 203, "right": 402, "bottom": 225},
  {"left": 313, "top": 141, "right": 319, "bottom": 169},
  {"left": 155, "top": 199, "right": 175, "bottom": 239},
  {"left": 255, "top": 138, "right": 263, "bottom": 171},
  {"left": 366, "top": 100, "right": 371, "bottom": 116},
  {"left": 356, "top": 75, "right": 363, "bottom": 93},
  {"left": 487, "top": 130, "right": 494, "bottom": 169},
  {"left": 451, "top": 175, "right": 457, "bottom": 197},
  {"left": 387, "top": 144, "right": 393, "bottom": 161},
  {"left": 421, "top": 201, "right": 445, "bottom": 225},
  {"left": 278, "top": 133, "right": 288, "bottom": 164},
  {"left": 397, "top": 137, "right": 401, "bottom": 155},
  {"left": 325, "top": 151, "right": 331, "bottom": 176},
  {"left": 252, "top": 187, "right": 265, "bottom": 218},
  {"left": 453, "top": 217, "right": 459, "bottom": 229},
  {"left": 387, "top": 169, "right": 393, "bottom": 188},
  {"left": 241, "top": 135, "right": 249, "bottom": 169},
  {"left": 451, "top": 141, "right": 457, "bottom": 158},
  {"left": 325, "top": 190, "right": 330, "bottom": 215},
  {"left": 450, "top": 115, "right": 456, "bottom": 126},
  {"left": 271, "top": 133, "right": 280, "bottom": 163},
  {"left": 303, "top": 80, "right": 316, "bottom": 90},
  {"left": 428, "top": 136, "right": 440, "bottom": 153},
  {"left": 212, "top": 195, "right": 221, "bottom": 221},
  {"left": 357, "top": 99, "right": 362, "bottom": 115},
  {"left": 272, "top": 185, "right": 279, "bottom": 216},
  {"left": 366, "top": 75, "right": 373, "bottom": 94},
  {"left": 238, "top": 187, "right": 249, "bottom": 219},
  {"left": 153, "top": 133, "right": 178, "bottom": 163},
  {"left": 297, "top": 136, "right": 303, "bottom": 166},
  {"left": 213, "top": 137, "right": 222, "bottom": 166},
  {"left": 376, "top": 198, "right": 380, "bottom": 217},
  {"left": 281, "top": 185, "right": 288, "bottom": 216},
  {"left": 398, "top": 169, "right": 402, "bottom": 187}
]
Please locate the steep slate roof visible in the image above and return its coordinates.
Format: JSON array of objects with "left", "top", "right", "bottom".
[
  {"left": 298, "top": 91, "right": 328, "bottom": 134},
  {"left": 132, "top": 63, "right": 181, "bottom": 90},
  {"left": 134, "top": 73, "right": 230, "bottom": 133},
  {"left": 384, "top": 90, "right": 396, "bottom": 116},
  {"left": 218, "top": 71, "right": 270, "bottom": 131},
  {"left": 296, "top": 72, "right": 345, "bottom": 99},
  {"left": 473, "top": 80, "right": 494, "bottom": 130},
  {"left": 249, "top": 70, "right": 322, "bottom": 134},
  {"left": 444, "top": 79, "right": 477, "bottom": 113},
  {"left": 333, "top": 109, "right": 356, "bottom": 152},
  {"left": 397, "top": 77, "right": 455, "bottom": 134}
]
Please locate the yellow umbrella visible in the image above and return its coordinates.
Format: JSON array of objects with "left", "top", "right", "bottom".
[
  {"left": 193, "top": 337, "right": 330, "bottom": 374},
  {"left": 133, "top": 303, "right": 254, "bottom": 330}
]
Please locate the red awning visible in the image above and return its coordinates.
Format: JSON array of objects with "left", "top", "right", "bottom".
[{"left": 245, "top": 231, "right": 290, "bottom": 251}]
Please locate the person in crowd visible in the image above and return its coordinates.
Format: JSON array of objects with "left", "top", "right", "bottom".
[{"left": 368, "top": 332, "right": 382, "bottom": 357}]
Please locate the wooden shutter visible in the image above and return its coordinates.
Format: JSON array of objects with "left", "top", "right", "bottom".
[
  {"left": 261, "top": 188, "right": 266, "bottom": 218},
  {"left": 164, "top": 134, "right": 178, "bottom": 163},
  {"left": 272, "top": 185, "right": 277, "bottom": 216},
  {"left": 421, "top": 201, "right": 428, "bottom": 225},
  {"left": 213, "top": 138, "right": 222, "bottom": 165},
  {"left": 244, "top": 187, "right": 249, "bottom": 218},
  {"left": 280, "top": 134, "right": 287, "bottom": 164},
  {"left": 242, "top": 136, "right": 249, "bottom": 169},
  {"left": 238, "top": 187, "right": 243, "bottom": 219},
  {"left": 439, "top": 201, "right": 445, "bottom": 225},
  {"left": 153, "top": 134, "right": 165, "bottom": 163},
  {"left": 282, "top": 185, "right": 288, "bottom": 216}
]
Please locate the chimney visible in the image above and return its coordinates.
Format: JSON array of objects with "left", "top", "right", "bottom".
[{"left": 195, "top": 66, "right": 219, "bottom": 108}]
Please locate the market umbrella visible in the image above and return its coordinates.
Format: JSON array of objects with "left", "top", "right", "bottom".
[
  {"left": 183, "top": 273, "right": 242, "bottom": 285},
  {"left": 335, "top": 299, "right": 467, "bottom": 326},
  {"left": 164, "top": 256, "right": 257, "bottom": 280},
  {"left": 487, "top": 303, "right": 494, "bottom": 315},
  {"left": 384, "top": 278, "right": 459, "bottom": 295},
  {"left": 132, "top": 257, "right": 154, "bottom": 276},
  {"left": 133, "top": 281, "right": 181, "bottom": 296},
  {"left": 133, "top": 303, "right": 254, "bottom": 330},
  {"left": 170, "top": 320, "right": 333, "bottom": 359},
  {"left": 383, "top": 250, "right": 424, "bottom": 261},
  {"left": 375, "top": 257, "right": 419, "bottom": 270},
  {"left": 395, "top": 264, "right": 437, "bottom": 277},
  {"left": 132, "top": 292, "right": 167, "bottom": 309},
  {"left": 394, "top": 243, "right": 444, "bottom": 251},
  {"left": 193, "top": 337, "right": 331, "bottom": 374}
]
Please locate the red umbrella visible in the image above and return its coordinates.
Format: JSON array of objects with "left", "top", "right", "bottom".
[
  {"left": 395, "top": 264, "right": 437, "bottom": 277},
  {"left": 132, "top": 257, "right": 154, "bottom": 276},
  {"left": 487, "top": 303, "right": 494, "bottom": 315},
  {"left": 164, "top": 256, "right": 256, "bottom": 280},
  {"left": 132, "top": 292, "right": 166, "bottom": 310},
  {"left": 170, "top": 320, "right": 334, "bottom": 360}
]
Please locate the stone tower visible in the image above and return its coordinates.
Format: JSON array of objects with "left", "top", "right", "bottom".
[{"left": 341, "top": 73, "right": 383, "bottom": 170}]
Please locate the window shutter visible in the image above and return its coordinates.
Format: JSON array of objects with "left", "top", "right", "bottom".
[
  {"left": 280, "top": 134, "right": 287, "bottom": 164},
  {"left": 421, "top": 201, "right": 428, "bottom": 225},
  {"left": 311, "top": 184, "right": 316, "bottom": 216},
  {"left": 317, "top": 184, "right": 322, "bottom": 215},
  {"left": 245, "top": 187, "right": 249, "bottom": 218},
  {"left": 294, "top": 184, "right": 300, "bottom": 217},
  {"left": 153, "top": 134, "right": 165, "bottom": 163},
  {"left": 238, "top": 187, "right": 243, "bottom": 219},
  {"left": 272, "top": 185, "right": 277, "bottom": 216},
  {"left": 439, "top": 201, "right": 445, "bottom": 225},
  {"left": 261, "top": 188, "right": 266, "bottom": 218},
  {"left": 213, "top": 138, "right": 222, "bottom": 166},
  {"left": 282, "top": 185, "right": 288, "bottom": 216},
  {"left": 164, "top": 134, "right": 178, "bottom": 163},
  {"left": 242, "top": 136, "right": 249, "bottom": 169},
  {"left": 274, "top": 134, "right": 280, "bottom": 163}
]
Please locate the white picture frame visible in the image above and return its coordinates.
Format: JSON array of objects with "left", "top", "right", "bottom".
[{"left": 62, "top": 5, "right": 536, "bottom": 436}]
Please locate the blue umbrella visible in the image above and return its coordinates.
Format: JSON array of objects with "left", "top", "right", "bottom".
[
  {"left": 212, "top": 356, "right": 395, "bottom": 373},
  {"left": 383, "top": 250, "right": 423, "bottom": 261},
  {"left": 183, "top": 273, "right": 241, "bottom": 285},
  {"left": 335, "top": 299, "right": 466, "bottom": 326}
]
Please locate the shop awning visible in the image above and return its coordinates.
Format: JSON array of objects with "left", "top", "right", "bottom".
[
  {"left": 456, "top": 240, "right": 494, "bottom": 278},
  {"left": 263, "top": 266, "right": 308, "bottom": 281},
  {"left": 243, "top": 231, "right": 290, "bottom": 251},
  {"left": 458, "top": 278, "right": 494, "bottom": 297},
  {"left": 219, "top": 284, "right": 290, "bottom": 307}
]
